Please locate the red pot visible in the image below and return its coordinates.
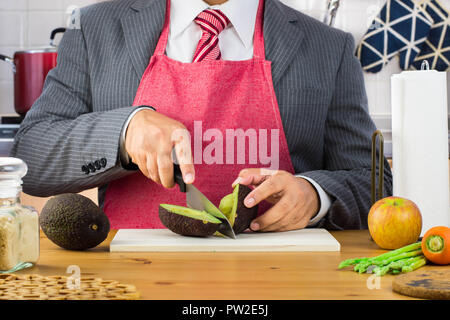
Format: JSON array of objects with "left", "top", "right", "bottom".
[{"left": 0, "top": 28, "right": 66, "bottom": 116}]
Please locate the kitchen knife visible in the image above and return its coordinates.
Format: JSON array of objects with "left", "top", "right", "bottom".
[{"left": 174, "top": 164, "right": 236, "bottom": 239}]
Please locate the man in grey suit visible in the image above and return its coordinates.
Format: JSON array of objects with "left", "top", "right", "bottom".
[{"left": 11, "top": 0, "right": 392, "bottom": 231}]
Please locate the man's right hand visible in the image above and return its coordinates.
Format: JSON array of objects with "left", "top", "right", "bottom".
[{"left": 125, "top": 109, "right": 195, "bottom": 188}]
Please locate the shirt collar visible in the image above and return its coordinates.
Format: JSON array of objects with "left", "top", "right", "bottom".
[{"left": 170, "top": 0, "right": 259, "bottom": 48}]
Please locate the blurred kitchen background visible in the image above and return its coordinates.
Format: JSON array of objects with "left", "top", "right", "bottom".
[{"left": 1, "top": 0, "right": 450, "bottom": 158}]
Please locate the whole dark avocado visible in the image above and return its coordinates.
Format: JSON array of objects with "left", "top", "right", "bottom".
[{"left": 39, "top": 193, "right": 110, "bottom": 250}]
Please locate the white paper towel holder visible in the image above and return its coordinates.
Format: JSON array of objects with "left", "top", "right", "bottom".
[{"left": 391, "top": 65, "right": 450, "bottom": 235}]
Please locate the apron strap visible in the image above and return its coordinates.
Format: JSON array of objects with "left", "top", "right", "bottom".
[
  {"left": 153, "top": 0, "right": 171, "bottom": 56},
  {"left": 253, "top": 0, "right": 266, "bottom": 60},
  {"left": 154, "top": 0, "right": 266, "bottom": 60}
]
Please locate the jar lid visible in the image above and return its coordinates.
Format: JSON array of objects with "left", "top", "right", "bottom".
[{"left": 0, "top": 157, "right": 27, "bottom": 179}]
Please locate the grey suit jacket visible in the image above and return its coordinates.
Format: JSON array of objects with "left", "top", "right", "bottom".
[{"left": 11, "top": 0, "right": 393, "bottom": 230}]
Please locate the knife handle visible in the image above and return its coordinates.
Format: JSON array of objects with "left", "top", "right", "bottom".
[{"left": 173, "top": 164, "right": 187, "bottom": 193}]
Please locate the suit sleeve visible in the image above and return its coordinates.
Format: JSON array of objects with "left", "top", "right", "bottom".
[
  {"left": 10, "top": 13, "right": 141, "bottom": 197},
  {"left": 300, "top": 33, "right": 393, "bottom": 230}
]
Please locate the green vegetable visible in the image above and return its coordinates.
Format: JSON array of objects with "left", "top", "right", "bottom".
[
  {"left": 339, "top": 242, "right": 421, "bottom": 269},
  {"left": 338, "top": 258, "right": 368, "bottom": 269},
  {"left": 380, "top": 249, "right": 423, "bottom": 265},
  {"left": 373, "top": 255, "right": 425, "bottom": 276},
  {"left": 388, "top": 255, "right": 424, "bottom": 270},
  {"left": 402, "top": 256, "right": 427, "bottom": 273},
  {"left": 374, "top": 265, "right": 390, "bottom": 276},
  {"left": 338, "top": 242, "right": 427, "bottom": 276}
]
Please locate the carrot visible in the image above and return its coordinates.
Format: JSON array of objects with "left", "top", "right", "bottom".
[{"left": 421, "top": 226, "right": 450, "bottom": 265}]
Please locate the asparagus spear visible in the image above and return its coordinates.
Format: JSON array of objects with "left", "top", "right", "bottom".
[
  {"left": 355, "top": 261, "right": 372, "bottom": 273},
  {"left": 339, "top": 257, "right": 369, "bottom": 269},
  {"left": 339, "top": 242, "right": 421, "bottom": 271},
  {"left": 402, "top": 256, "right": 427, "bottom": 273},
  {"left": 388, "top": 255, "right": 424, "bottom": 270},
  {"left": 339, "top": 242, "right": 426, "bottom": 276},
  {"left": 374, "top": 265, "right": 390, "bottom": 276},
  {"left": 380, "top": 249, "right": 422, "bottom": 265},
  {"left": 373, "top": 255, "right": 425, "bottom": 276}
]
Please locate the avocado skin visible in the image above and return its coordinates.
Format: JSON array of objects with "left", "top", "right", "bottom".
[
  {"left": 39, "top": 193, "right": 110, "bottom": 250},
  {"left": 233, "top": 185, "right": 259, "bottom": 234},
  {"left": 159, "top": 206, "right": 220, "bottom": 237}
]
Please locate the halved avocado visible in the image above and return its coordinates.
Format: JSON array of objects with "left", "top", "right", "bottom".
[
  {"left": 159, "top": 204, "right": 221, "bottom": 237},
  {"left": 219, "top": 184, "right": 258, "bottom": 234}
]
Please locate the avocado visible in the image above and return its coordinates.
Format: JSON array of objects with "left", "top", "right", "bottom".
[
  {"left": 160, "top": 184, "right": 258, "bottom": 237},
  {"left": 159, "top": 204, "right": 221, "bottom": 237},
  {"left": 219, "top": 184, "right": 258, "bottom": 234},
  {"left": 39, "top": 193, "right": 110, "bottom": 250}
]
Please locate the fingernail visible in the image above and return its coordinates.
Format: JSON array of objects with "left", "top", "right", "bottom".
[
  {"left": 232, "top": 177, "right": 242, "bottom": 187},
  {"left": 245, "top": 197, "right": 255, "bottom": 207},
  {"left": 250, "top": 221, "right": 260, "bottom": 231},
  {"left": 184, "top": 173, "right": 194, "bottom": 184}
]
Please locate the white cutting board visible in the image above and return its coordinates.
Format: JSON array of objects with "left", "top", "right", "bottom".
[{"left": 110, "top": 228, "right": 340, "bottom": 252}]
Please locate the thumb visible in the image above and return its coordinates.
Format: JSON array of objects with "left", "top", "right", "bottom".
[
  {"left": 232, "top": 173, "right": 268, "bottom": 188},
  {"left": 233, "top": 168, "right": 278, "bottom": 187}
]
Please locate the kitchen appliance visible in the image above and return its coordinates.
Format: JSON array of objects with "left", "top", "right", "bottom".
[
  {"left": 0, "top": 124, "right": 20, "bottom": 157},
  {"left": 174, "top": 164, "right": 236, "bottom": 239},
  {"left": 110, "top": 228, "right": 341, "bottom": 252},
  {"left": 0, "top": 28, "right": 66, "bottom": 116},
  {"left": 0, "top": 116, "right": 22, "bottom": 157}
]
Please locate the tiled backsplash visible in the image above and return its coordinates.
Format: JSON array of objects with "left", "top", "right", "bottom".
[
  {"left": 0, "top": 0, "right": 105, "bottom": 114},
  {"left": 1, "top": 0, "right": 449, "bottom": 141}
]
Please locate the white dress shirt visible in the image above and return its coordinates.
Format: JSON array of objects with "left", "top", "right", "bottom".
[
  {"left": 166, "top": 0, "right": 258, "bottom": 62},
  {"left": 121, "top": 0, "right": 332, "bottom": 226}
]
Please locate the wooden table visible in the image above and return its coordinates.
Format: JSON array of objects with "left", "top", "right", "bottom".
[
  {"left": 12, "top": 160, "right": 449, "bottom": 300},
  {"left": 13, "top": 229, "right": 445, "bottom": 300}
]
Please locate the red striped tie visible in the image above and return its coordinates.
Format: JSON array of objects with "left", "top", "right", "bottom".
[{"left": 193, "top": 9, "right": 230, "bottom": 62}]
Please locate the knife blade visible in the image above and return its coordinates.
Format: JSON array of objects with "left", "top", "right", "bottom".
[{"left": 174, "top": 164, "right": 236, "bottom": 239}]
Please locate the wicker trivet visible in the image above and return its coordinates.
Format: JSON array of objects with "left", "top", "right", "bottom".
[
  {"left": 392, "top": 269, "right": 450, "bottom": 300},
  {"left": 0, "top": 274, "right": 140, "bottom": 300}
]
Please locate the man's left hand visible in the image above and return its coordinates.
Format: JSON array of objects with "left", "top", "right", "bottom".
[{"left": 234, "top": 169, "right": 320, "bottom": 232}]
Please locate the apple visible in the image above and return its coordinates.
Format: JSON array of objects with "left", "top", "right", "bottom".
[{"left": 368, "top": 197, "right": 422, "bottom": 250}]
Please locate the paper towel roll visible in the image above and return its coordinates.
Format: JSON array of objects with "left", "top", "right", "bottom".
[{"left": 391, "top": 70, "right": 450, "bottom": 236}]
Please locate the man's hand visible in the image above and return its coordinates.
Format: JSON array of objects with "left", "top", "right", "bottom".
[
  {"left": 234, "top": 169, "right": 320, "bottom": 232},
  {"left": 125, "top": 109, "right": 194, "bottom": 188}
]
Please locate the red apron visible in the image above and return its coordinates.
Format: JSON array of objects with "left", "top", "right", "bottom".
[{"left": 104, "top": 0, "right": 295, "bottom": 229}]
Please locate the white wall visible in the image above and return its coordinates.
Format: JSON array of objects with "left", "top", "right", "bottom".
[
  {"left": 283, "top": 0, "right": 450, "bottom": 130},
  {"left": 1, "top": 0, "right": 449, "bottom": 146}
]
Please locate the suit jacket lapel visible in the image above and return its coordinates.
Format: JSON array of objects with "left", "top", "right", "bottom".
[
  {"left": 264, "top": 0, "right": 305, "bottom": 86},
  {"left": 121, "top": 0, "right": 166, "bottom": 79}
]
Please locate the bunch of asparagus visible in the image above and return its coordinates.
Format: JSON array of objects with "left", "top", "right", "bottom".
[{"left": 338, "top": 242, "right": 427, "bottom": 276}]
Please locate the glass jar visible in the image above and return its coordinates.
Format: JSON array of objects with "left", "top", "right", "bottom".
[{"left": 0, "top": 157, "right": 39, "bottom": 273}]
